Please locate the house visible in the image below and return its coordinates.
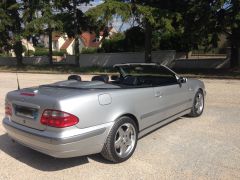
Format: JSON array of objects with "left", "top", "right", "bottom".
[
  {"left": 60, "top": 38, "right": 75, "bottom": 55},
  {"left": 52, "top": 33, "right": 66, "bottom": 51},
  {"left": 21, "top": 39, "right": 35, "bottom": 52},
  {"left": 49, "top": 32, "right": 101, "bottom": 55},
  {"left": 10, "top": 39, "right": 35, "bottom": 57},
  {"left": 99, "top": 26, "right": 118, "bottom": 42},
  {"left": 39, "top": 26, "right": 118, "bottom": 55},
  {"left": 80, "top": 32, "right": 101, "bottom": 49}
]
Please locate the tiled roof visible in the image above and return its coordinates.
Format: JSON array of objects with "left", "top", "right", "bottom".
[
  {"left": 80, "top": 32, "right": 101, "bottom": 48},
  {"left": 52, "top": 32, "right": 62, "bottom": 41},
  {"left": 60, "top": 38, "right": 74, "bottom": 50}
]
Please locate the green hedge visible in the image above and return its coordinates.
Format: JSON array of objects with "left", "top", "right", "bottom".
[
  {"left": 33, "top": 50, "right": 48, "bottom": 56},
  {"left": 52, "top": 51, "right": 65, "bottom": 56},
  {"left": 33, "top": 49, "right": 65, "bottom": 56},
  {"left": 81, "top": 47, "right": 98, "bottom": 54}
]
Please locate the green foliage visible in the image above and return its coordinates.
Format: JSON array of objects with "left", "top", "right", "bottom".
[
  {"left": 81, "top": 47, "right": 98, "bottom": 54},
  {"left": 124, "top": 27, "right": 145, "bottom": 51},
  {"left": 34, "top": 49, "right": 64, "bottom": 56},
  {"left": 60, "top": 49, "right": 67, "bottom": 54},
  {"left": 52, "top": 51, "right": 65, "bottom": 56},
  {"left": 102, "top": 33, "right": 125, "bottom": 52},
  {"left": 0, "top": 0, "right": 23, "bottom": 65},
  {"left": 34, "top": 48, "right": 48, "bottom": 56},
  {"left": 27, "top": 50, "right": 35, "bottom": 56},
  {"left": 86, "top": 0, "right": 132, "bottom": 24}
]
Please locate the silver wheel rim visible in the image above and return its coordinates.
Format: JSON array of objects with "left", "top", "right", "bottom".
[
  {"left": 195, "top": 93, "right": 204, "bottom": 114},
  {"left": 114, "top": 123, "right": 136, "bottom": 158}
]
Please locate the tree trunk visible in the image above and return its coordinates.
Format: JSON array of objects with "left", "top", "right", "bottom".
[
  {"left": 75, "top": 35, "right": 80, "bottom": 66},
  {"left": 144, "top": 19, "right": 152, "bottom": 63},
  {"left": 14, "top": 41, "right": 23, "bottom": 66},
  {"left": 73, "top": 0, "right": 80, "bottom": 67},
  {"left": 48, "top": 28, "right": 53, "bottom": 66},
  {"left": 230, "top": 28, "right": 240, "bottom": 68},
  {"left": 230, "top": 0, "right": 240, "bottom": 68},
  {"left": 230, "top": 46, "right": 239, "bottom": 68}
]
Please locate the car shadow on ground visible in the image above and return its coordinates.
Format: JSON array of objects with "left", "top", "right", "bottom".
[
  {"left": 0, "top": 133, "right": 116, "bottom": 171},
  {"left": 0, "top": 133, "right": 91, "bottom": 171},
  {"left": 0, "top": 117, "right": 188, "bottom": 171}
]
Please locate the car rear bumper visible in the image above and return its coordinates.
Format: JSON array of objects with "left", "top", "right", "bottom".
[{"left": 2, "top": 117, "right": 113, "bottom": 158}]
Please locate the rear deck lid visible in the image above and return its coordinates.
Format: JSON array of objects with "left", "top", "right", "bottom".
[{"left": 6, "top": 88, "right": 55, "bottom": 131}]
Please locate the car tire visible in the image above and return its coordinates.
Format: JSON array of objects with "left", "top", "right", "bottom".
[
  {"left": 188, "top": 89, "right": 204, "bottom": 117},
  {"left": 101, "top": 116, "right": 138, "bottom": 163}
]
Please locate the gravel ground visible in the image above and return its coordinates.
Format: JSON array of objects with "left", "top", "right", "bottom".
[{"left": 0, "top": 73, "right": 240, "bottom": 180}]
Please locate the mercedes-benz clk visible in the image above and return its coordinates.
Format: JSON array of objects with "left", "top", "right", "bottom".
[{"left": 3, "top": 63, "right": 206, "bottom": 163}]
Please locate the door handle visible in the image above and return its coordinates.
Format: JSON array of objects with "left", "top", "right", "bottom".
[
  {"left": 155, "top": 91, "right": 162, "bottom": 98},
  {"left": 188, "top": 87, "right": 193, "bottom": 91}
]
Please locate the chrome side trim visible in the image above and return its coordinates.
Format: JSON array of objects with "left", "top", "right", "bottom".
[
  {"left": 140, "top": 108, "right": 191, "bottom": 132},
  {"left": 141, "top": 99, "right": 192, "bottom": 119},
  {"left": 138, "top": 108, "right": 191, "bottom": 138}
]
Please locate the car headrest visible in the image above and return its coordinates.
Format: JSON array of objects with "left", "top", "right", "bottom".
[
  {"left": 91, "top": 75, "right": 109, "bottom": 83},
  {"left": 68, "top": 75, "right": 81, "bottom": 81}
]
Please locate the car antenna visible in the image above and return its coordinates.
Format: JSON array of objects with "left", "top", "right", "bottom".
[{"left": 16, "top": 72, "right": 20, "bottom": 90}]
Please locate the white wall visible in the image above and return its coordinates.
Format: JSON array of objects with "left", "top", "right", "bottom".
[
  {"left": 0, "top": 50, "right": 230, "bottom": 69},
  {"left": 66, "top": 51, "right": 176, "bottom": 67},
  {"left": 66, "top": 39, "right": 75, "bottom": 55}
]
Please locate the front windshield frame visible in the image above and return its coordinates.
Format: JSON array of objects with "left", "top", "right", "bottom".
[{"left": 116, "top": 64, "right": 178, "bottom": 78}]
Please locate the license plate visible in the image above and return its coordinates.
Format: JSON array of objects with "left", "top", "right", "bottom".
[{"left": 14, "top": 105, "right": 38, "bottom": 120}]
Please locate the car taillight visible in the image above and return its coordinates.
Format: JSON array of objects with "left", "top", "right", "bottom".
[
  {"left": 5, "top": 103, "right": 12, "bottom": 116},
  {"left": 20, "top": 92, "right": 35, "bottom": 96},
  {"left": 40, "top": 109, "right": 79, "bottom": 128}
]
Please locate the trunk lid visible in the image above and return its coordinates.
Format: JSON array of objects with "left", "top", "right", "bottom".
[{"left": 6, "top": 87, "right": 58, "bottom": 131}]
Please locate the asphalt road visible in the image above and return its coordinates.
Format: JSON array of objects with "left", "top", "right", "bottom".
[{"left": 0, "top": 73, "right": 240, "bottom": 180}]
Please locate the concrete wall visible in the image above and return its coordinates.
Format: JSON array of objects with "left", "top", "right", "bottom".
[
  {"left": 0, "top": 50, "right": 231, "bottom": 69},
  {"left": 173, "top": 58, "right": 230, "bottom": 69},
  {"left": 0, "top": 56, "right": 49, "bottom": 66},
  {"left": 66, "top": 50, "right": 176, "bottom": 67}
]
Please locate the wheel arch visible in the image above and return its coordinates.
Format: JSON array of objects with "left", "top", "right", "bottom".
[
  {"left": 198, "top": 88, "right": 204, "bottom": 93},
  {"left": 116, "top": 113, "right": 140, "bottom": 132}
]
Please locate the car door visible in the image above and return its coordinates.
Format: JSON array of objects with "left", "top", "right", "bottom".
[
  {"left": 150, "top": 66, "right": 192, "bottom": 125},
  {"left": 153, "top": 80, "right": 192, "bottom": 121}
]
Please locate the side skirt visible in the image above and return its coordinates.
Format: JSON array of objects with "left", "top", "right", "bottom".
[{"left": 138, "top": 108, "right": 191, "bottom": 138}]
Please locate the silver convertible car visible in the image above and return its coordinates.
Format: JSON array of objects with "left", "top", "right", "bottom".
[{"left": 3, "top": 63, "right": 206, "bottom": 163}]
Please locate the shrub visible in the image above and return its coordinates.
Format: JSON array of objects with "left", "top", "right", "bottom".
[
  {"left": 25, "top": 50, "right": 35, "bottom": 56},
  {"left": 52, "top": 51, "right": 64, "bottom": 56},
  {"left": 101, "top": 32, "right": 127, "bottom": 53},
  {"left": 33, "top": 49, "right": 48, "bottom": 56},
  {"left": 81, "top": 47, "right": 98, "bottom": 54}
]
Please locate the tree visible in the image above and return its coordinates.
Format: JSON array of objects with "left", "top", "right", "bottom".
[
  {"left": 57, "top": 0, "right": 94, "bottom": 66},
  {"left": 87, "top": 0, "right": 180, "bottom": 62},
  {"left": 220, "top": 0, "right": 240, "bottom": 67},
  {"left": 139, "top": 0, "right": 240, "bottom": 67},
  {"left": 24, "top": 0, "right": 63, "bottom": 66},
  {"left": 86, "top": 0, "right": 132, "bottom": 42},
  {"left": 0, "top": 0, "right": 23, "bottom": 66}
]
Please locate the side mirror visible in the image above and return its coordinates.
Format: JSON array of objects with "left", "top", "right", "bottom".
[
  {"left": 178, "top": 76, "right": 187, "bottom": 84},
  {"left": 111, "top": 75, "right": 119, "bottom": 81}
]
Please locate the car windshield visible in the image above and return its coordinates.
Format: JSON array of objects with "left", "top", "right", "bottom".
[{"left": 118, "top": 65, "right": 175, "bottom": 77}]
